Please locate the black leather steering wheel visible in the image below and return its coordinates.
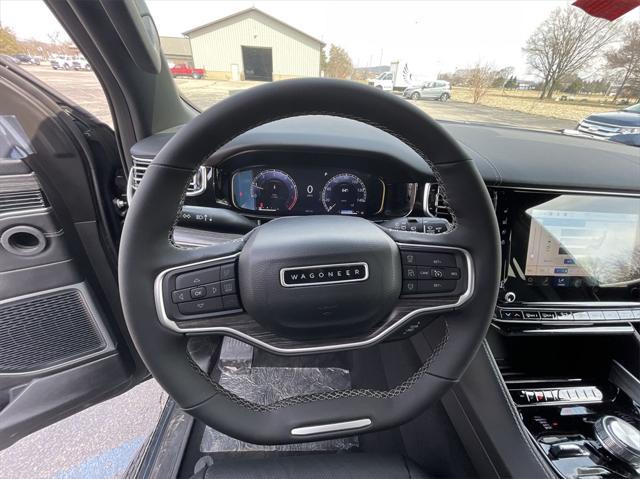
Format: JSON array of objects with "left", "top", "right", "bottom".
[{"left": 118, "top": 79, "right": 500, "bottom": 444}]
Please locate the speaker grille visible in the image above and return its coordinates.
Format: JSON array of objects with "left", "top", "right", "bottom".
[{"left": 0, "top": 290, "right": 106, "bottom": 373}]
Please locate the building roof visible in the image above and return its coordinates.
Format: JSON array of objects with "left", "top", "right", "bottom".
[
  {"left": 159, "top": 36, "right": 192, "bottom": 57},
  {"left": 183, "top": 7, "right": 325, "bottom": 46}
]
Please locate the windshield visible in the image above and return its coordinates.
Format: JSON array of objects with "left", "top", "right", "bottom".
[
  {"left": 625, "top": 103, "right": 640, "bottom": 112},
  {"left": 145, "top": 1, "right": 640, "bottom": 133}
]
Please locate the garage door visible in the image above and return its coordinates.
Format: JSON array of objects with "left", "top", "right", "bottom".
[{"left": 241, "top": 46, "right": 273, "bottom": 82}]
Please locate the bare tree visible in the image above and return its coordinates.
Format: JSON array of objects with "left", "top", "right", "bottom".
[
  {"left": 465, "top": 62, "right": 498, "bottom": 104},
  {"left": 524, "top": 6, "right": 619, "bottom": 99},
  {"left": 606, "top": 21, "right": 640, "bottom": 102}
]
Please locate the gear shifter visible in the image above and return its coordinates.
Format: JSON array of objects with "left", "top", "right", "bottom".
[{"left": 594, "top": 416, "right": 640, "bottom": 470}]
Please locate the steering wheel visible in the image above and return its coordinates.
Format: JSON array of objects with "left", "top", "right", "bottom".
[{"left": 119, "top": 79, "right": 500, "bottom": 444}]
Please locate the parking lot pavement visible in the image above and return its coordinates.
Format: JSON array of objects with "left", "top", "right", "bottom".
[
  {"left": 0, "top": 380, "right": 167, "bottom": 479},
  {"left": 20, "top": 65, "right": 575, "bottom": 132}
]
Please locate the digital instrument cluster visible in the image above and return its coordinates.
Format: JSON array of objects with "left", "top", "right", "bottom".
[{"left": 231, "top": 167, "right": 387, "bottom": 216}]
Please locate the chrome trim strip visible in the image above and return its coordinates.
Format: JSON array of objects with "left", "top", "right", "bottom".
[
  {"left": 491, "top": 185, "right": 640, "bottom": 198},
  {"left": 153, "top": 243, "right": 474, "bottom": 355},
  {"left": 494, "top": 318, "right": 640, "bottom": 325},
  {"left": 510, "top": 301, "right": 640, "bottom": 308},
  {"left": 0, "top": 282, "right": 115, "bottom": 376},
  {"left": 280, "top": 262, "right": 369, "bottom": 288},
  {"left": 423, "top": 183, "right": 434, "bottom": 217},
  {"left": 518, "top": 326, "right": 634, "bottom": 335},
  {"left": 187, "top": 166, "right": 208, "bottom": 197},
  {"left": 291, "top": 418, "right": 372, "bottom": 436}
]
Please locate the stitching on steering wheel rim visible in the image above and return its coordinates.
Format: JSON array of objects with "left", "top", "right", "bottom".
[{"left": 186, "top": 321, "right": 448, "bottom": 413}]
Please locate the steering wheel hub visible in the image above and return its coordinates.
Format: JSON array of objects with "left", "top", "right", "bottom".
[{"left": 238, "top": 216, "right": 401, "bottom": 338}]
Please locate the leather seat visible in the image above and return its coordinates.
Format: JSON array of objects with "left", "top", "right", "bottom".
[{"left": 193, "top": 453, "right": 429, "bottom": 478}]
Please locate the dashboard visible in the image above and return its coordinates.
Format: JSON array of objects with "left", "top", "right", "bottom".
[{"left": 130, "top": 116, "right": 640, "bottom": 335}]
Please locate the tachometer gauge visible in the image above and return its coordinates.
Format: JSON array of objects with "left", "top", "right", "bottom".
[
  {"left": 321, "top": 173, "right": 367, "bottom": 215},
  {"left": 250, "top": 169, "right": 298, "bottom": 212}
]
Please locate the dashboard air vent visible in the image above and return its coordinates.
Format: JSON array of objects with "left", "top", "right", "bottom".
[
  {"left": 0, "top": 189, "right": 47, "bottom": 214},
  {"left": 423, "top": 183, "right": 453, "bottom": 222},
  {"left": 130, "top": 157, "right": 207, "bottom": 196}
]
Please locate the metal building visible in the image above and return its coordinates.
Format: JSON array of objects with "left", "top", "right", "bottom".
[
  {"left": 159, "top": 37, "right": 193, "bottom": 67},
  {"left": 184, "top": 8, "right": 324, "bottom": 81}
]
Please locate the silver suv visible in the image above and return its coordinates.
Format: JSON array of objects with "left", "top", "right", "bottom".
[{"left": 403, "top": 80, "right": 451, "bottom": 101}]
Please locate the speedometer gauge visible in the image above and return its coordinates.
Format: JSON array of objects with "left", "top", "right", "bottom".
[
  {"left": 250, "top": 169, "right": 298, "bottom": 212},
  {"left": 321, "top": 173, "right": 367, "bottom": 215}
]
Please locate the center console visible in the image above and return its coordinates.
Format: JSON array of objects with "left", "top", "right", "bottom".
[
  {"left": 493, "top": 190, "right": 640, "bottom": 335},
  {"left": 486, "top": 189, "right": 640, "bottom": 478}
]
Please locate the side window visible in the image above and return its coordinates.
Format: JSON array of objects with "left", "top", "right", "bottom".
[
  {"left": 383, "top": 73, "right": 392, "bottom": 80},
  {"left": 1, "top": 1, "right": 113, "bottom": 128}
]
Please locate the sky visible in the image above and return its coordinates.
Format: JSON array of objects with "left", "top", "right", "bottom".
[{"left": 1, "top": 0, "right": 639, "bottom": 78}]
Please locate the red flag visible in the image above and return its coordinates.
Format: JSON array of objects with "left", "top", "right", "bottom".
[{"left": 573, "top": 0, "right": 640, "bottom": 20}]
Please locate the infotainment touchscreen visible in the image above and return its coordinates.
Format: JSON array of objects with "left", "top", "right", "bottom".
[
  {"left": 524, "top": 196, "right": 640, "bottom": 287},
  {"left": 503, "top": 193, "right": 640, "bottom": 304}
]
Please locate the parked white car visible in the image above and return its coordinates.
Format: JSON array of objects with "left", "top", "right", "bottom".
[
  {"left": 72, "top": 57, "right": 92, "bottom": 71},
  {"left": 50, "top": 55, "right": 75, "bottom": 70}
]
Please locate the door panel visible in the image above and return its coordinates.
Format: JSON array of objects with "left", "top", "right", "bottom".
[{"left": 0, "top": 61, "right": 143, "bottom": 449}]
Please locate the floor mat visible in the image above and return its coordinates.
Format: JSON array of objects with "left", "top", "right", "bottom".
[{"left": 201, "top": 339, "right": 358, "bottom": 452}]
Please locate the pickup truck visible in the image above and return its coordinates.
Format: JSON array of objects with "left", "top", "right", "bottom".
[{"left": 170, "top": 64, "right": 205, "bottom": 79}]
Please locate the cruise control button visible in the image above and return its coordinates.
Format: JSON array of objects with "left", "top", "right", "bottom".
[
  {"left": 444, "top": 268, "right": 460, "bottom": 280},
  {"left": 171, "top": 288, "right": 190, "bottom": 303},
  {"left": 403, "top": 266, "right": 418, "bottom": 280},
  {"left": 402, "top": 281, "right": 417, "bottom": 294},
  {"left": 221, "top": 279, "right": 236, "bottom": 295},
  {"left": 523, "top": 311, "right": 540, "bottom": 319},
  {"left": 220, "top": 263, "right": 235, "bottom": 281},
  {"left": 417, "top": 267, "right": 431, "bottom": 279},
  {"left": 178, "top": 297, "right": 223, "bottom": 315},
  {"left": 588, "top": 311, "right": 605, "bottom": 320},
  {"left": 176, "top": 266, "right": 220, "bottom": 289},
  {"left": 416, "top": 253, "right": 456, "bottom": 267},
  {"left": 603, "top": 311, "right": 620, "bottom": 320},
  {"left": 190, "top": 287, "right": 206, "bottom": 299},
  {"left": 540, "top": 311, "right": 556, "bottom": 319},
  {"left": 222, "top": 295, "right": 241, "bottom": 310},
  {"left": 417, "top": 280, "right": 456, "bottom": 293},
  {"left": 430, "top": 268, "right": 445, "bottom": 279},
  {"left": 401, "top": 252, "right": 417, "bottom": 265},
  {"left": 633, "top": 310, "right": 640, "bottom": 319},
  {"left": 573, "top": 311, "right": 589, "bottom": 320}
]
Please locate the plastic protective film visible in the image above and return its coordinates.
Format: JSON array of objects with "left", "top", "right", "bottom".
[{"left": 201, "top": 339, "right": 358, "bottom": 452}]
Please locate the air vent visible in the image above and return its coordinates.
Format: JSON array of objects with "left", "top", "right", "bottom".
[
  {"left": 0, "top": 189, "right": 47, "bottom": 214},
  {"left": 130, "top": 157, "right": 207, "bottom": 196},
  {"left": 423, "top": 183, "right": 452, "bottom": 221}
]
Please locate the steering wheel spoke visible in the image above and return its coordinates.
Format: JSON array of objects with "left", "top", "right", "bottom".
[{"left": 156, "top": 242, "right": 245, "bottom": 330}]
